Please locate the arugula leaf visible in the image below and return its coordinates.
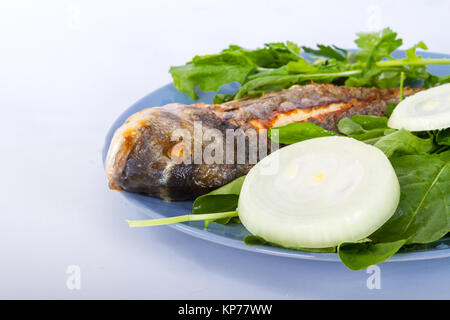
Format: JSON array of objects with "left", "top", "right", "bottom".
[
  {"left": 170, "top": 28, "right": 450, "bottom": 101},
  {"left": 405, "top": 41, "right": 428, "bottom": 61},
  {"left": 346, "top": 28, "right": 402, "bottom": 88},
  {"left": 268, "top": 122, "right": 339, "bottom": 144},
  {"left": 213, "top": 93, "right": 235, "bottom": 104},
  {"left": 302, "top": 45, "right": 347, "bottom": 61},
  {"left": 355, "top": 27, "right": 403, "bottom": 66},
  {"left": 338, "top": 239, "right": 407, "bottom": 270},
  {"left": 235, "top": 70, "right": 361, "bottom": 99},
  {"left": 370, "top": 151, "right": 450, "bottom": 244},
  {"left": 170, "top": 52, "right": 256, "bottom": 99},
  {"left": 225, "top": 42, "right": 302, "bottom": 68}
]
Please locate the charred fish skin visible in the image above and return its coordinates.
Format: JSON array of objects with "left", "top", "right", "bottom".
[{"left": 106, "top": 84, "right": 419, "bottom": 201}]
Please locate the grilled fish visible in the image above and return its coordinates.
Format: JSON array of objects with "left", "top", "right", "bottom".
[{"left": 105, "top": 83, "right": 419, "bottom": 201}]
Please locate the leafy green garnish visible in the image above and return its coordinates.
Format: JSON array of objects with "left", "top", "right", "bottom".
[
  {"left": 170, "top": 28, "right": 450, "bottom": 101},
  {"left": 269, "top": 122, "right": 339, "bottom": 144},
  {"left": 338, "top": 239, "right": 407, "bottom": 270},
  {"left": 435, "top": 129, "right": 450, "bottom": 146},
  {"left": 271, "top": 116, "right": 435, "bottom": 158},
  {"left": 192, "top": 176, "right": 245, "bottom": 225},
  {"left": 373, "top": 129, "right": 434, "bottom": 158},
  {"left": 244, "top": 235, "right": 337, "bottom": 253},
  {"left": 170, "top": 52, "right": 256, "bottom": 100},
  {"left": 302, "top": 45, "right": 347, "bottom": 61},
  {"left": 370, "top": 151, "right": 450, "bottom": 244},
  {"left": 339, "top": 151, "right": 450, "bottom": 269},
  {"left": 170, "top": 42, "right": 302, "bottom": 99}
]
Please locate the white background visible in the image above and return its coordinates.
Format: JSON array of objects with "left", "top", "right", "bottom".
[{"left": 1, "top": 0, "right": 449, "bottom": 299}]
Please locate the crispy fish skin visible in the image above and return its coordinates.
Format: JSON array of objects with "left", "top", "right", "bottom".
[{"left": 106, "top": 84, "right": 419, "bottom": 201}]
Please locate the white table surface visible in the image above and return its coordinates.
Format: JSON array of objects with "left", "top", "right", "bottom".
[{"left": 1, "top": 0, "right": 449, "bottom": 299}]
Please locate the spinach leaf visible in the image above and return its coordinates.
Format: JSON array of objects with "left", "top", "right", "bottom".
[
  {"left": 370, "top": 151, "right": 450, "bottom": 244},
  {"left": 337, "top": 115, "right": 388, "bottom": 136},
  {"left": 385, "top": 102, "right": 398, "bottom": 117},
  {"left": 337, "top": 117, "right": 365, "bottom": 135},
  {"left": 435, "top": 129, "right": 450, "bottom": 146},
  {"left": 268, "top": 122, "right": 339, "bottom": 144},
  {"left": 192, "top": 175, "right": 246, "bottom": 224},
  {"left": 439, "top": 75, "right": 450, "bottom": 84},
  {"left": 244, "top": 235, "right": 267, "bottom": 245},
  {"left": 337, "top": 115, "right": 392, "bottom": 144},
  {"left": 244, "top": 235, "right": 337, "bottom": 253},
  {"left": 373, "top": 129, "right": 434, "bottom": 157},
  {"left": 338, "top": 239, "right": 407, "bottom": 270},
  {"left": 351, "top": 115, "right": 388, "bottom": 130}
]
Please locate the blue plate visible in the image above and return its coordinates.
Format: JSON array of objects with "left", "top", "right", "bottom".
[{"left": 103, "top": 51, "right": 450, "bottom": 262}]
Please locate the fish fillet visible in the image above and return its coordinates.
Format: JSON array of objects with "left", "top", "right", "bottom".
[{"left": 105, "top": 83, "right": 419, "bottom": 201}]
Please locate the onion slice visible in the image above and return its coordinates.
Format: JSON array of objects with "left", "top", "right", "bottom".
[
  {"left": 388, "top": 84, "right": 450, "bottom": 131},
  {"left": 238, "top": 136, "right": 400, "bottom": 249}
]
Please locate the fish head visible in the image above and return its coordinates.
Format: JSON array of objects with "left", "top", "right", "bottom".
[{"left": 105, "top": 104, "right": 199, "bottom": 200}]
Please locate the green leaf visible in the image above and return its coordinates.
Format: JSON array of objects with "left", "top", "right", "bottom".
[
  {"left": 235, "top": 70, "right": 361, "bottom": 99},
  {"left": 269, "top": 122, "right": 339, "bottom": 144},
  {"left": 351, "top": 115, "right": 388, "bottom": 130},
  {"left": 346, "top": 28, "right": 403, "bottom": 87},
  {"left": 244, "top": 235, "right": 336, "bottom": 253},
  {"left": 170, "top": 52, "right": 256, "bottom": 99},
  {"left": 355, "top": 27, "right": 403, "bottom": 65},
  {"left": 337, "top": 116, "right": 390, "bottom": 144},
  {"left": 439, "top": 75, "right": 450, "bottom": 84},
  {"left": 244, "top": 235, "right": 267, "bottom": 245},
  {"left": 338, "top": 118, "right": 365, "bottom": 135},
  {"left": 226, "top": 42, "right": 302, "bottom": 68},
  {"left": 338, "top": 239, "right": 407, "bottom": 270},
  {"left": 302, "top": 44, "right": 347, "bottom": 61},
  {"left": 192, "top": 176, "right": 246, "bottom": 224},
  {"left": 373, "top": 129, "right": 434, "bottom": 157},
  {"left": 405, "top": 41, "right": 428, "bottom": 61},
  {"left": 170, "top": 28, "right": 450, "bottom": 101},
  {"left": 435, "top": 129, "right": 450, "bottom": 146},
  {"left": 213, "top": 93, "right": 234, "bottom": 104},
  {"left": 370, "top": 152, "right": 450, "bottom": 244},
  {"left": 286, "top": 59, "right": 318, "bottom": 74},
  {"left": 385, "top": 102, "right": 398, "bottom": 117},
  {"left": 350, "top": 128, "right": 395, "bottom": 145}
]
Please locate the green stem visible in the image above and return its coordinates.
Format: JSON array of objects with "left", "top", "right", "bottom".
[
  {"left": 377, "top": 58, "right": 450, "bottom": 67},
  {"left": 255, "top": 58, "right": 450, "bottom": 73},
  {"left": 297, "top": 70, "right": 362, "bottom": 78},
  {"left": 399, "top": 71, "right": 405, "bottom": 100},
  {"left": 126, "top": 211, "right": 238, "bottom": 227}
]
